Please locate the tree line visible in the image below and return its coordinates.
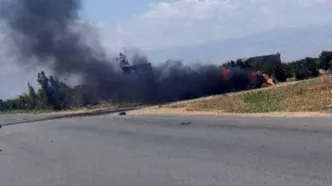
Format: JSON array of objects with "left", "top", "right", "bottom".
[
  {"left": 0, "top": 51, "right": 331, "bottom": 112},
  {"left": 0, "top": 71, "right": 100, "bottom": 112},
  {"left": 222, "top": 51, "right": 332, "bottom": 82}
]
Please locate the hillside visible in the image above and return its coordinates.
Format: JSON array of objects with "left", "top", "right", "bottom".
[
  {"left": 148, "top": 23, "right": 332, "bottom": 64},
  {"left": 130, "top": 75, "right": 332, "bottom": 116}
]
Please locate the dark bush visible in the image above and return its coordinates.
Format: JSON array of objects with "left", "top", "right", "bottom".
[
  {"left": 273, "top": 66, "right": 287, "bottom": 82},
  {"left": 295, "top": 70, "right": 311, "bottom": 80}
]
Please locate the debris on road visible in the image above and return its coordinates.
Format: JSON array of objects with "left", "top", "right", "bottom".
[
  {"left": 181, "top": 121, "right": 191, "bottom": 125},
  {"left": 119, "top": 112, "right": 126, "bottom": 115}
]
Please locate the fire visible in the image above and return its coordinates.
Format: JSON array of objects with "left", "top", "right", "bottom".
[
  {"left": 221, "top": 67, "right": 276, "bottom": 88},
  {"left": 263, "top": 74, "right": 276, "bottom": 86}
]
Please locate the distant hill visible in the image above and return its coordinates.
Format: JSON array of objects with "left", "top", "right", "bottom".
[{"left": 147, "top": 23, "right": 332, "bottom": 65}]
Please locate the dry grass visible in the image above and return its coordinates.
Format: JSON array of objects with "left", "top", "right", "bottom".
[{"left": 131, "top": 75, "right": 332, "bottom": 115}]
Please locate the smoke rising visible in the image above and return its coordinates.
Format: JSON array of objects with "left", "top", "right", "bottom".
[
  {"left": 0, "top": 0, "right": 248, "bottom": 104},
  {"left": 0, "top": 0, "right": 123, "bottom": 99}
]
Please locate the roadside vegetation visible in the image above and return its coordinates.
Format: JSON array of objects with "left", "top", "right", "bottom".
[
  {"left": 1, "top": 50, "right": 332, "bottom": 113},
  {"left": 0, "top": 71, "right": 139, "bottom": 113},
  {"left": 162, "top": 74, "right": 332, "bottom": 114},
  {"left": 222, "top": 51, "right": 332, "bottom": 83}
]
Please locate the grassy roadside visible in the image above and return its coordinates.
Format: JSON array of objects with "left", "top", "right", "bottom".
[
  {"left": 0, "top": 109, "right": 54, "bottom": 115},
  {"left": 131, "top": 75, "right": 332, "bottom": 115}
]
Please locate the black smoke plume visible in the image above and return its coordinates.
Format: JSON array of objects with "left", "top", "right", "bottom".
[{"left": 0, "top": 0, "right": 250, "bottom": 104}]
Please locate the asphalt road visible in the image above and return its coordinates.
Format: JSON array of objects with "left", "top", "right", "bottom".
[{"left": 1, "top": 114, "right": 332, "bottom": 186}]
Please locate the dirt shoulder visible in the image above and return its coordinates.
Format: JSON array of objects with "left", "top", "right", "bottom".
[
  {"left": 128, "top": 75, "right": 332, "bottom": 117},
  {"left": 128, "top": 107, "right": 332, "bottom": 118}
]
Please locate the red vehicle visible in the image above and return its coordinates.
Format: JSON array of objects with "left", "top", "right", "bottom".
[{"left": 221, "top": 67, "right": 276, "bottom": 89}]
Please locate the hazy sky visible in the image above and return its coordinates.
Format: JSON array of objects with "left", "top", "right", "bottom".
[{"left": 80, "top": 0, "right": 332, "bottom": 52}]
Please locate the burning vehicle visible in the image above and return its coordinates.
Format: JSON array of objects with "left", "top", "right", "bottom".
[{"left": 221, "top": 67, "right": 276, "bottom": 90}]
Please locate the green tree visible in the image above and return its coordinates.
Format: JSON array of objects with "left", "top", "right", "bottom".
[
  {"left": 36, "top": 88, "right": 47, "bottom": 109},
  {"left": 235, "top": 59, "right": 245, "bottom": 69},
  {"left": 281, "top": 63, "right": 293, "bottom": 78},
  {"left": 49, "top": 76, "right": 74, "bottom": 110},
  {"left": 303, "top": 57, "right": 319, "bottom": 77},
  {"left": 0, "top": 99, "right": 4, "bottom": 111},
  {"left": 27, "top": 83, "right": 37, "bottom": 109},
  {"left": 273, "top": 65, "right": 287, "bottom": 82},
  {"left": 317, "top": 51, "right": 332, "bottom": 70},
  {"left": 48, "top": 76, "right": 62, "bottom": 110},
  {"left": 37, "top": 71, "right": 51, "bottom": 107}
]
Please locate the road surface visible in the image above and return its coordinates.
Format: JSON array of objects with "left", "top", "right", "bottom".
[{"left": 1, "top": 114, "right": 332, "bottom": 186}]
